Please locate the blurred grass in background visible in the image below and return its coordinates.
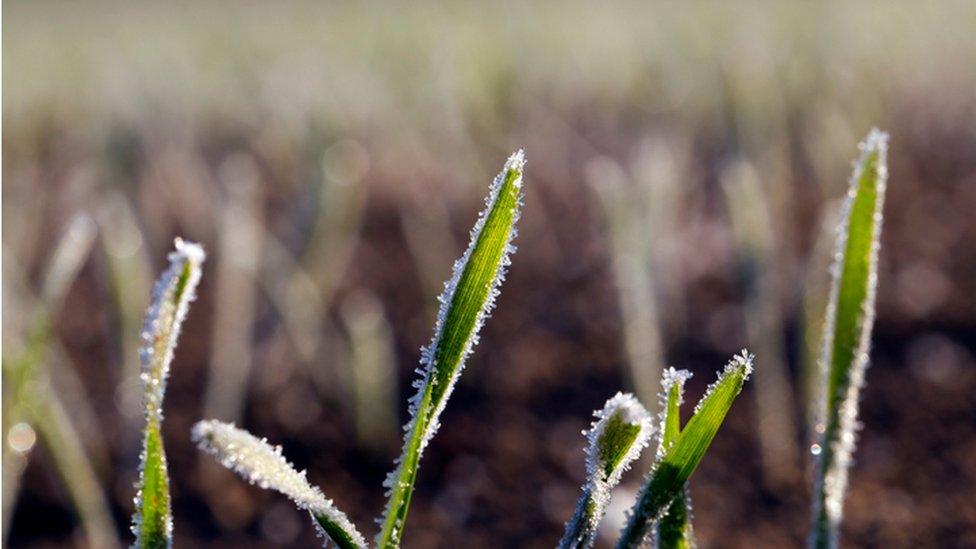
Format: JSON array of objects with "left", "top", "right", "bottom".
[{"left": 4, "top": 1, "right": 976, "bottom": 547}]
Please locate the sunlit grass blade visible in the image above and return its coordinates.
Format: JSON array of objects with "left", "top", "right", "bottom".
[
  {"left": 192, "top": 420, "right": 367, "bottom": 549},
  {"left": 377, "top": 150, "right": 526, "bottom": 548},
  {"left": 809, "top": 129, "right": 888, "bottom": 549},
  {"left": 655, "top": 368, "right": 694, "bottom": 549},
  {"left": 132, "top": 238, "right": 205, "bottom": 549},
  {"left": 617, "top": 352, "right": 753, "bottom": 549},
  {"left": 560, "top": 393, "right": 653, "bottom": 549}
]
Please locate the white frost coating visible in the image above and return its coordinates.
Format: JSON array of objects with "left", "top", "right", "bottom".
[
  {"left": 560, "top": 393, "right": 653, "bottom": 549},
  {"left": 132, "top": 238, "right": 204, "bottom": 547},
  {"left": 192, "top": 420, "right": 367, "bottom": 549},
  {"left": 377, "top": 151, "right": 525, "bottom": 542},
  {"left": 139, "top": 238, "right": 206, "bottom": 420},
  {"left": 812, "top": 129, "right": 888, "bottom": 546},
  {"left": 692, "top": 350, "right": 754, "bottom": 416}
]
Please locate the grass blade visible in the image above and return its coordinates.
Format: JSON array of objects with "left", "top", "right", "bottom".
[
  {"left": 655, "top": 368, "right": 694, "bottom": 549},
  {"left": 809, "top": 129, "right": 888, "bottom": 549},
  {"left": 376, "top": 150, "right": 526, "bottom": 548},
  {"left": 132, "top": 238, "right": 205, "bottom": 549},
  {"left": 617, "top": 352, "right": 753, "bottom": 549},
  {"left": 587, "top": 157, "right": 665, "bottom": 404},
  {"left": 721, "top": 160, "right": 799, "bottom": 489},
  {"left": 3, "top": 216, "right": 120, "bottom": 548},
  {"left": 560, "top": 393, "right": 653, "bottom": 549},
  {"left": 192, "top": 420, "right": 367, "bottom": 549}
]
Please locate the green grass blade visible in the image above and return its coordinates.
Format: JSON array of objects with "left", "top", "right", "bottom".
[
  {"left": 192, "top": 420, "right": 367, "bottom": 549},
  {"left": 377, "top": 150, "right": 526, "bottom": 548},
  {"left": 132, "top": 239, "right": 205, "bottom": 549},
  {"left": 810, "top": 129, "right": 888, "bottom": 549},
  {"left": 560, "top": 393, "right": 653, "bottom": 549},
  {"left": 656, "top": 368, "right": 694, "bottom": 549},
  {"left": 617, "top": 352, "right": 753, "bottom": 549}
]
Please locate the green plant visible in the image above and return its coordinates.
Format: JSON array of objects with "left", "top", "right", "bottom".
[
  {"left": 616, "top": 351, "right": 754, "bottom": 549},
  {"left": 809, "top": 129, "right": 888, "bottom": 549},
  {"left": 191, "top": 150, "right": 526, "bottom": 547},
  {"left": 3, "top": 214, "right": 119, "bottom": 549},
  {"left": 192, "top": 420, "right": 367, "bottom": 548},
  {"left": 132, "top": 238, "right": 205, "bottom": 549},
  {"left": 559, "top": 354, "right": 751, "bottom": 549},
  {"left": 654, "top": 368, "right": 694, "bottom": 549},
  {"left": 559, "top": 393, "right": 653, "bottom": 549},
  {"left": 375, "top": 149, "right": 526, "bottom": 547}
]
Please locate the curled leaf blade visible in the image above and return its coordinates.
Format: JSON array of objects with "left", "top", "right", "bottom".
[
  {"left": 132, "top": 239, "right": 204, "bottom": 549},
  {"left": 560, "top": 393, "right": 653, "bottom": 549},
  {"left": 192, "top": 420, "right": 366, "bottom": 549}
]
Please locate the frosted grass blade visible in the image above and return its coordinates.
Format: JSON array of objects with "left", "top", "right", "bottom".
[
  {"left": 192, "top": 420, "right": 367, "bottom": 549},
  {"left": 617, "top": 352, "right": 753, "bottom": 549},
  {"left": 560, "top": 393, "right": 653, "bottom": 549},
  {"left": 809, "top": 129, "right": 888, "bottom": 549},
  {"left": 655, "top": 368, "right": 694, "bottom": 549},
  {"left": 132, "top": 238, "right": 205, "bottom": 549},
  {"left": 377, "top": 150, "right": 525, "bottom": 548}
]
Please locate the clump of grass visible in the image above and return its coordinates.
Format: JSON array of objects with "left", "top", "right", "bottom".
[
  {"left": 192, "top": 420, "right": 367, "bottom": 549},
  {"left": 616, "top": 351, "right": 754, "bottom": 549},
  {"left": 809, "top": 129, "right": 888, "bottom": 549},
  {"left": 189, "top": 151, "right": 526, "bottom": 547},
  {"left": 132, "top": 238, "right": 205, "bottom": 549},
  {"left": 560, "top": 393, "right": 654, "bottom": 549}
]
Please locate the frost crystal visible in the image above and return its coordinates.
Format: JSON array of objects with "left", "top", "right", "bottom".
[
  {"left": 811, "top": 129, "right": 888, "bottom": 548},
  {"left": 560, "top": 393, "right": 653, "bottom": 549},
  {"left": 193, "top": 420, "right": 367, "bottom": 549}
]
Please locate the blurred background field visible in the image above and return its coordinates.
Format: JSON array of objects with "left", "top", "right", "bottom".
[{"left": 4, "top": 1, "right": 976, "bottom": 547}]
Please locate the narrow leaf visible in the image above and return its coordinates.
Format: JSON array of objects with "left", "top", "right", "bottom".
[
  {"left": 377, "top": 150, "right": 526, "bottom": 548},
  {"left": 655, "top": 368, "right": 694, "bottom": 549},
  {"left": 617, "top": 351, "right": 753, "bottom": 549},
  {"left": 560, "top": 393, "right": 653, "bottom": 549},
  {"left": 192, "top": 420, "right": 367, "bottom": 549},
  {"left": 810, "top": 129, "right": 888, "bottom": 549},
  {"left": 132, "top": 238, "right": 205, "bottom": 549}
]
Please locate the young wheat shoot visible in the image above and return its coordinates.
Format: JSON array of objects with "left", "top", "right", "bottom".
[
  {"left": 809, "top": 129, "right": 888, "bottom": 549},
  {"left": 655, "top": 368, "right": 694, "bottom": 549},
  {"left": 192, "top": 420, "right": 367, "bottom": 549},
  {"left": 560, "top": 393, "right": 654, "bottom": 549},
  {"left": 132, "top": 238, "right": 205, "bottom": 549},
  {"left": 616, "top": 351, "right": 754, "bottom": 549},
  {"left": 377, "top": 150, "right": 526, "bottom": 548}
]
